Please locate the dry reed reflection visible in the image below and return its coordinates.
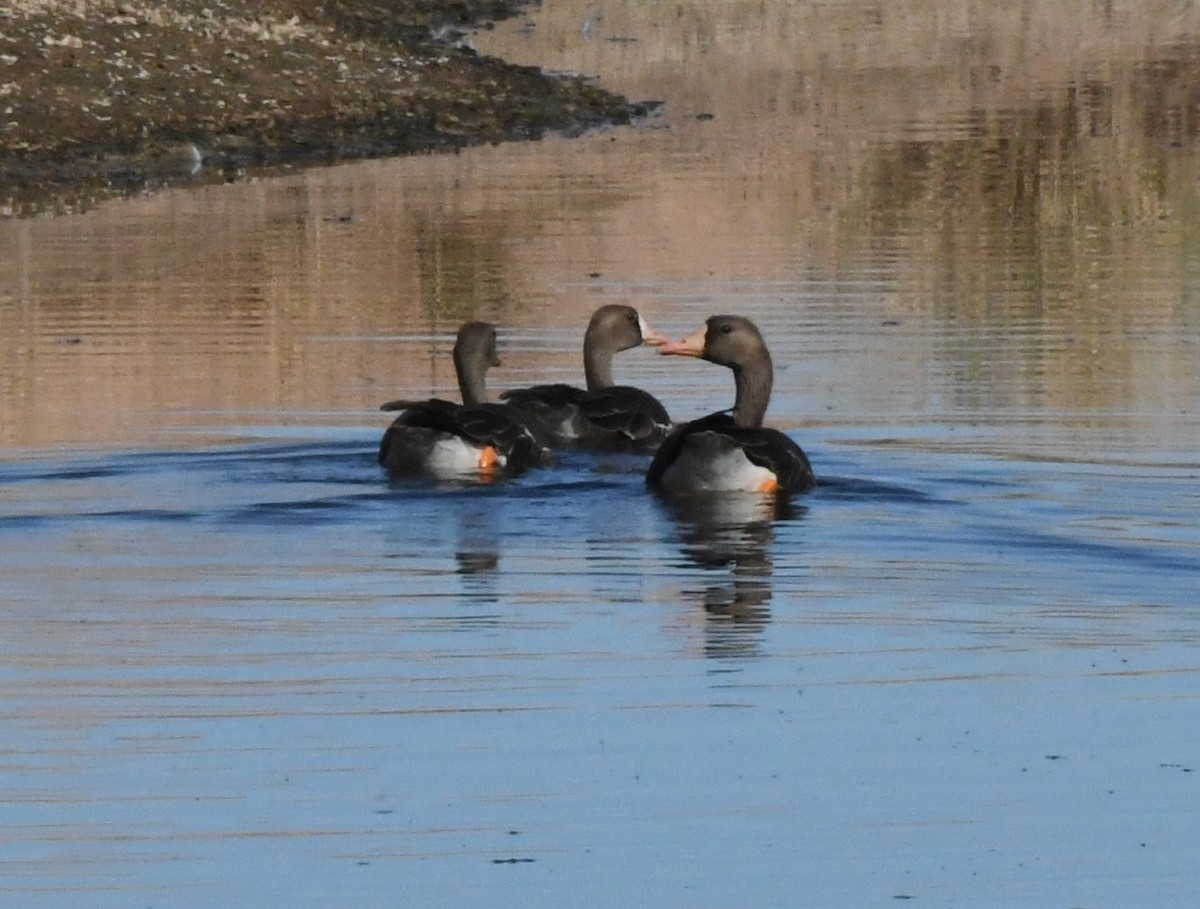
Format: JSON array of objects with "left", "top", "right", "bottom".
[{"left": 2, "top": 0, "right": 1200, "bottom": 448}]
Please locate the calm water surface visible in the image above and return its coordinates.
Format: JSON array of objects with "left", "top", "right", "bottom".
[{"left": 3, "top": 2, "right": 1200, "bottom": 907}]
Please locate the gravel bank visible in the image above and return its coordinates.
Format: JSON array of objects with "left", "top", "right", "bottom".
[{"left": 0, "top": 0, "right": 645, "bottom": 215}]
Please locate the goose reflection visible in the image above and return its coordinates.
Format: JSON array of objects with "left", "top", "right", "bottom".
[
  {"left": 452, "top": 499, "right": 501, "bottom": 602},
  {"left": 662, "top": 493, "right": 802, "bottom": 659},
  {"left": 379, "top": 492, "right": 504, "bottom": 622}
]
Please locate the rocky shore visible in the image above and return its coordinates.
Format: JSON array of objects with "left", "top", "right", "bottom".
[{"left": 0, "top": 0, "right": 644, "bottom": 216}]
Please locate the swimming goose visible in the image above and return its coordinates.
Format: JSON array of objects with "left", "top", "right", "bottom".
[
  {"left": 378, "top": 321, "right": 548, "bottom": 480},
  {"left": 646, "top": 315, "right": 815, "bottom": 495},
  {"left": 500, "top": 304, "right": 673, "bottom": 449}
]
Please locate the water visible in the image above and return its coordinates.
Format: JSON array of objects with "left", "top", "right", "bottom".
[
  {"left": 4, "top": 2, "right": 1200, "bottom": 907},
  {"left": 4, "top": 434, "right": 1198, "bottom": 906}
]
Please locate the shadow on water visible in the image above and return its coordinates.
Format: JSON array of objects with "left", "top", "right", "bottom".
[{"left": 813, "top": 473, "right": 951, "bottom": 504}]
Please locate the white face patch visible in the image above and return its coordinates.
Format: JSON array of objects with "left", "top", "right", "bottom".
[{"left": 637, "top": 313, "right": 650, "bottom": 339}]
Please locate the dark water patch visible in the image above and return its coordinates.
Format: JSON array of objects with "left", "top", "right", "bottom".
[
  {"left": 89, "top": 508, "right": 204, "bottom": 523},
  {"left": 218, "top": 493, "right": 393, "bottom": 527},
  {"left": 981, "top": 520, "right": 1200, "bottom": 578},
  {"left": 0, "top": 463, "right": 125, "bottom": 485},
  {"left": 0, "top": 439, "right": 378, "bottom": 490},
  {"left": 811, "top": 473, "right": 946, "bottom": 505},
  {"left": 211, "top": 442, "right": 382, "bottom": 482}
]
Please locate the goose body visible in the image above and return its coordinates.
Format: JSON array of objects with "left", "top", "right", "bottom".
[
  {"left": 646, "top": 316, "right": 815, "bottom": 495},
  {"left": 501, "top": 304, "right": 672, "bottom": 450},
  {"left": 379, "top": 322, "right": 548, "bottom": 481}
]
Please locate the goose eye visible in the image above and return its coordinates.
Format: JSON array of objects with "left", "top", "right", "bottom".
[{"left": 719, "top": 323, "right": 733, "bottom": 334}]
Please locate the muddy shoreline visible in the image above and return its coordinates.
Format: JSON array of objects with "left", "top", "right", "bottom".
[{"left": 0, "top": 0, "right": 649, "bottom": 217}]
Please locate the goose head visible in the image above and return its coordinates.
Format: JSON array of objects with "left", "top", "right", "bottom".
[
  {"left": 660, "top": 315, "right": 774, "bottom": 428},
  {"left": 583, "top": 304, "right": 669, "bottom": 389}
]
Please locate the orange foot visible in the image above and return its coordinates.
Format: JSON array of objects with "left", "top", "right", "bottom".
[
  {"left": 477, "top": 445, "right": 498, "bottom": 479},
  {"left": 756, "top": 476, "right": 780, "bottom": 494}
]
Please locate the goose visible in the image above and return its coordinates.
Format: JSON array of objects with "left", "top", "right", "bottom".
[
  {"left": 500, "top": 304, "right": 672, "bottom": 449},
  {"left": 646, "top": 315, "right": 815, "bottom": 495},
  {"left": 378, "top": 321, "right": 548, "bottom": 480}
]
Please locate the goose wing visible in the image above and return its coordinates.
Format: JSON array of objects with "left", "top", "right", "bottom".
[
  {"left": 646, "top": 412, "right": 733, "bottom": 486},
  {"left": 378, "top": 399, "right": 464, "bottom": 467},
  {"left": 402, "top": 402, "right": 535, "bottom": 451},
  {"left": 577, "top": 385, "right": 672, "bottom": 445},
  {"left": 723, "top": 425, "right": 815, "bottom": 493},
  {"left": 379, "top": 396, "right": 458, "bottom": 413},
  {"left": 499, "top": 383, "right": 588, "bottom": 447},
  {"left": 499, "top": 383, "right": 586, "bottom": 409},
  {"left": 647, "top": 412, "right": 814, "bottom": 493},
  {"left": 380, "top": 401, "right": 547, "bottom": 471}
]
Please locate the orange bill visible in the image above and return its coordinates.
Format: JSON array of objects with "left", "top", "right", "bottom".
[{"left": 657, "top": 324, "right": 707, "bottom": 357}]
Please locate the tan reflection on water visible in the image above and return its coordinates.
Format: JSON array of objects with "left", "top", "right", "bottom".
[{"left": 2, "top": 0, "right": 1200, "bottom": 448}]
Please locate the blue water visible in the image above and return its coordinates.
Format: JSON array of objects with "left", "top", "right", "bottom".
[{"left": 3, "top": 428, "right": 1199, "bottom": 908}]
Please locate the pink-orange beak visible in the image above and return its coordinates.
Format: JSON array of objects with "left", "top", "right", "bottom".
[{"left": 657, "top": 324, "right": 707, "bottom": 358}]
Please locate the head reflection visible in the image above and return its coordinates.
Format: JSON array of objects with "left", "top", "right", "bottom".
[{"left": 663, "top": 493, "right": 801, "bottom": 659}]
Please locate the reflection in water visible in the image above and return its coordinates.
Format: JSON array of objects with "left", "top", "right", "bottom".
[
  {"left": 4, "top": 3, "right": 1200, "bottom": 450},
  {"left": 454, "top": 500, "right": 501, "bottom": 603},
  {"left": 456, "top": 547, "right": 500, "bottom": 576},
  {"left": 661, "top": 493, "right": 803, "bottom": 660},
  {"left": 376, "top": 486, "right": 505, "bottom": 612},
  {"left": 412, "top": 212, "right": 513, "bottom": 322}
]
